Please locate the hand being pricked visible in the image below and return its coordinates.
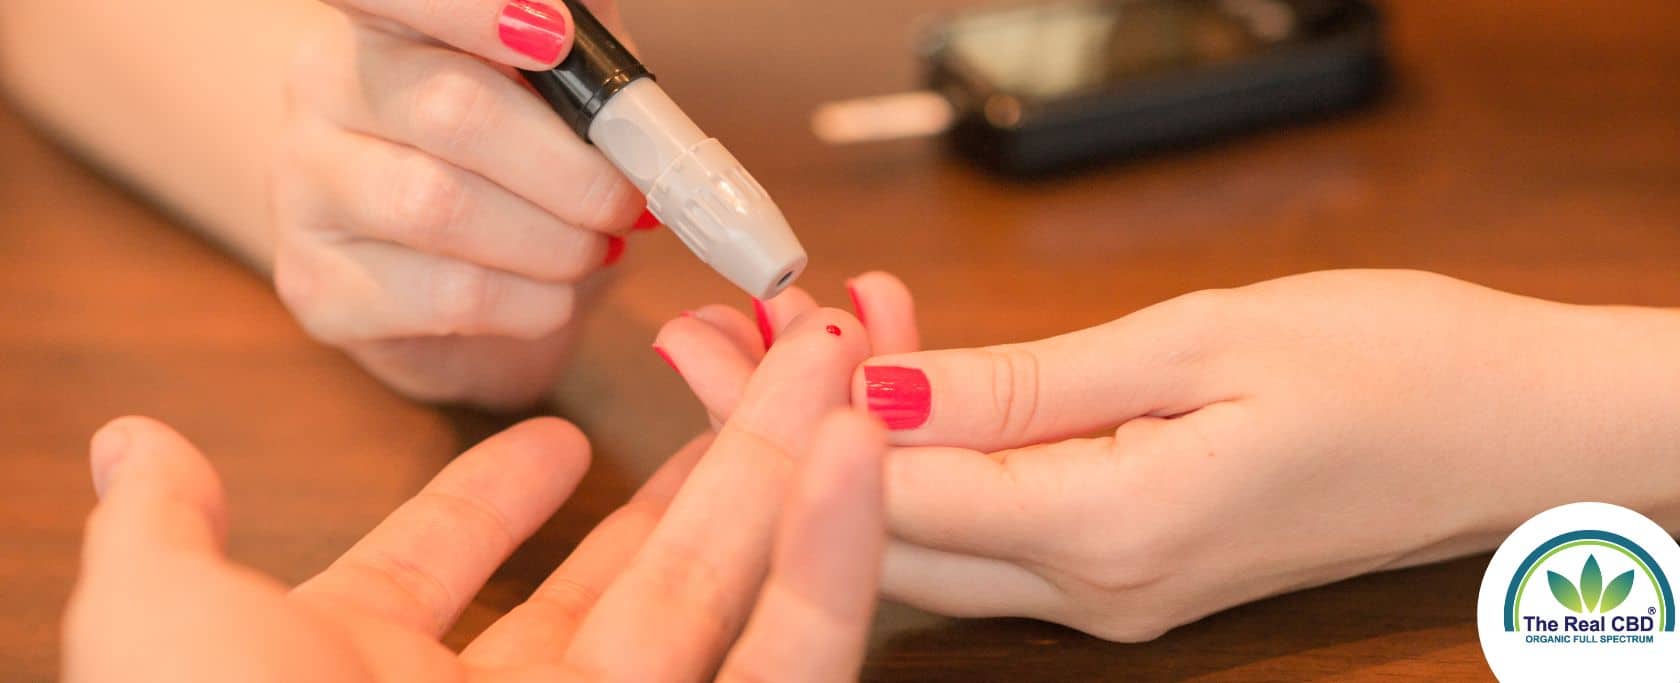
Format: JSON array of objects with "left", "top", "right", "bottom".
[
  {"left": 657, "top": 270, "right": 1680, "bottom": 644},
  {"left": 65, "top": 312, "right": 887, "bottom": 683},
  {"left": 653, "top": 271, "right": 921, "bottom": 428}
]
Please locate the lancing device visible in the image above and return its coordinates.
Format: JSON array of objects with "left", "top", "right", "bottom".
[{"left": 519, "top": 0, "right": 807, "bottom": 299}]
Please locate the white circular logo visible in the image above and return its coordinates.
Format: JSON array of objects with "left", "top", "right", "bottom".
[{"left": 1477, "top": 502, "right": 1680, "bottom": 681}]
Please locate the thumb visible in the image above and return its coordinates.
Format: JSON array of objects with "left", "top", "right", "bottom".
[
  {"left": 851, "top": 294, "right": 1227, "bottom": 452},
  {"left": 84, "top": 417, "right": 228, "bottom": 565}
]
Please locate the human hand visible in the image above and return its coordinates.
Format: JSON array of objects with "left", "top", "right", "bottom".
[
  {"left": 65, "top": 314, "right": 887, "bottom": 681},
  {"left": 666, "top": 269, "right": 1680, "bottom": 641},
  {"left": 272, "top": 0, "right": 651, "bottom": 408},
  {"left": 652, "top": 271, "right": 921, "bottom": 425}
]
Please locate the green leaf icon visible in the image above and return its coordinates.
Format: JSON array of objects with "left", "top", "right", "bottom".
[
  {"left": 1581, "top": 555, "right": 1603, "bottom": 612},
  {"left": 1600, "top": 570, "right": 1636, "bottom": 613},
  {"left": 1549, "top": 571, "right": 1583, "bottom": 613}
]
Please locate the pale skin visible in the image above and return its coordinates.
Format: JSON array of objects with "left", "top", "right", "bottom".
[
  {"left": 664, "top": 269, "right": 1680, "bottom": 641},
  {"left": 11, "top": 0, "right": 1680, "bottom": 656},
  {"left": 1, "top": 0, "right": 644, "bottom": 408},
  {"left": 66, "top": 312, "right": 888, "bottom": 682}
]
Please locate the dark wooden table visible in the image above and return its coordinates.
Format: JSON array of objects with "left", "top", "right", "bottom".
[{"left": 3, "top": 0, "right": 1676, "bottom": 679}]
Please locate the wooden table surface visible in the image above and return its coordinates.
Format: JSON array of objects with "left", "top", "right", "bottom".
[{"left": 3, "top": 0, "right": 1677, "bottom": 679}]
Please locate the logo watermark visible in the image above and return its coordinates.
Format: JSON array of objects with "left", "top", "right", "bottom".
[{"left": 1478, "top": 503, "right": 1680, "bottom": 680}]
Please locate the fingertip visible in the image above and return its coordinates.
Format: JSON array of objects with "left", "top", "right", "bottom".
[
  {"left": 498, "top": 0, "right": 576, "bottom": 69},
  {"left": 505, "top": 416, "right": 593, "bottom": 475},
  {"left": 752, "top": 297, "right": 774, "bottom": 348},
  {"left": 767, "top": 307, "right": 870, "bottom": 363},
  {"left": 727, "top": 309, "right": 871, "bottom": 451},
  {"left": 89, "top": 418, "right": 135, "bottom": 497},
  {"left": 652, "top": 313, "right": 757, "bottom": 419},
  {"left": 688, "top": 303, "right": 764, "bottom": 359},
  {"left": 849, "top": 271, "right": 910, "bottom": 298},
  {"left": 850, "top": 353, "right": 932, "bottom": 434},
  {"left": 82, "top": 416, "right": 230, "bottom": 555},
  {"left": 757, "top": 287, "right": 820, "bottom": 348},
  {"left": 633, "top": 206, "right": 662, "bottom": 231},
  {"left": 90, "top": 416, "right": 201, "bottom": 496},
  {"left": 653, "top": 311, "right": 752, "bottom": 369},
  {"left": 845, "top": 278, "right": 867, "bottom": 326},
  {"left": 847, "top": 271, "right": 919, "bottom": 354},
  {"left": 598, "top": 180, "right": 649, "bottom": 236}
]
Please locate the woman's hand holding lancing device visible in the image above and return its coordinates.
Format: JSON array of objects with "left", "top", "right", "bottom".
[
  {"left": 272, "top": 0, "right": 650, "bottom": 408},
  {"left": 662, "top": 269, "right": 1680, "bottom": 641}
]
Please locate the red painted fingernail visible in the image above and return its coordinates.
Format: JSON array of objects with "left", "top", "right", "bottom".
[
  {"left": 753, "top": 298, "right": 774, "bottom": 348},
  {"left": 864, "top": 366, "right": 930, "bottom": 430},
  {"left": 652, "top": 345, "right": 680, "bottom": 376},
  {"left": 499, "top": 0, "right": 569, "bottom": 64},
  {"left": 825, "top": 324, "right": 842, "bottom": 337},
  {"left": 634, "top": 208, "right": 662, "bottom": 231},
  {"left": 603, "top": 236, "right": 626, "bottom": 266},
  {"left": 846, "top": 280, "right": 867, "bottom": 326}
]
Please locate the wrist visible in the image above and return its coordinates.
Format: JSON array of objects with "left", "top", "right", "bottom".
[{"left": 1465, "top": 301, "right": 1680, "bottom": 539}]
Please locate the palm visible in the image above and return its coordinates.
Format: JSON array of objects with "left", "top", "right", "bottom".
[{"left": 67, "top": 308, "right": 886, "bottom": 683}]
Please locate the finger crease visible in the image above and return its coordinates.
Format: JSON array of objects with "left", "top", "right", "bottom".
[
  {"left": 415, "top": 487, "right": 521, "bottom": 551},
  {"left": 337, "top": 549, "right": 455, "bottom": 628}
]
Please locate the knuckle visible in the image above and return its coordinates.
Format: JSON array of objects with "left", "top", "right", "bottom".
[
  {"left": 336, "top": 551, "right": 454, "bottom": 628},
  {"left": 983, "top": 345, "right": 1045, "bottom": 443},
  {"left": 1075, "top": 548, "right": 1164, "bottom": 596},
  {"left": 1155, "top": 286, "right": 1237, "bottom": 362},
  {"left": 410, "top": 70, "right": 494, "bottom": 156},
  {"left": 638, "top": 542, "right": 734, "bottom": 639},
  {"left": 1082, "top": 614, "right": 1175, "bottom": 643},
  {"left": 509, "top": 286, "right": 576, "bottom": 340},
  {"left": 411, "top": 489, "right": 518, "bottom": 551},
  {"left": 271, "top": 246, "right": 340, "bottom": 344},
  {"left": 391, "top": 157, "right": 469, "bottom": 250},
  {"left": 428, "top": 261, "right": 495, "bottom": 334},
  {"left": 282, "top": 14, "right": 353, "bottom": 111},
  {"left": 537, "top": 230, "right": 602, "bottom": 282},
  {"left": 528, "top": 576, "right": 600, "bottom": 624},
  {"left": 268, "top": 125, "right": 327, "bottom": 233},
  {"left": 271, "top": 250, "right": 313, "bottom": 312},
  {"left": 1052, "top": 508, "right": 1176, "bottom": 596},
  {"left": 1072, "top": 531, "right": 1175, "bottom": 595},
  {"left": 283, "top": 37, "right": 331, "bottom": 107},
  {"left": 350, "top": 338, "right": 474, "bottom": 402},
  {"left": 575, "top": 165, "right": 639, "bottom": 233}
]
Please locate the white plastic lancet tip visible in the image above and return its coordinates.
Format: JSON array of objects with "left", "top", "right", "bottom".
[
  {"left": 645, "top": 138, "right": 807, "bottom": 300},
  {"left": 587, "top": 79, "right": 808, "bottom": 298}
]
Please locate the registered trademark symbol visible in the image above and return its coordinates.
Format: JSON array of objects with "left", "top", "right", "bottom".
[{"left": 1650, "top": 606, "right": 1658, "bottom": 615}]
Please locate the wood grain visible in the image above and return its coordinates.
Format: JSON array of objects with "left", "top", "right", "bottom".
[{"left": 2, "top": 1, "right": 1675, "bottom": 679}]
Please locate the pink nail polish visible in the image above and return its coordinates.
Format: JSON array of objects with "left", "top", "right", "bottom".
[
  {"left": 499, "top": 0, "right": 568, "bottom": 64},
  {"left": 602, "top": 236, "right": 626, "bottom": 266},
  {"left": 753, "top": 298, "right": 774, "bottom": 348},
  {"left": 846, "top": 280, "right": 867, "bottom": 326},
  {"left": 863, "top": 366, "right": 930, "bottom": 430},
  {"left": 652, "top": 345, "right": 680, "bottom": 376}
]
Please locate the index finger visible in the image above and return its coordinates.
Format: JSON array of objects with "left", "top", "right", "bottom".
[{"left": 562, "top": 309, "right": 870, "bottom": 680}]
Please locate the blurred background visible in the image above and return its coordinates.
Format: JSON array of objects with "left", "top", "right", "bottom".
[{"left": 1, "top": 0, "right": 1676, "bottom": 680}]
